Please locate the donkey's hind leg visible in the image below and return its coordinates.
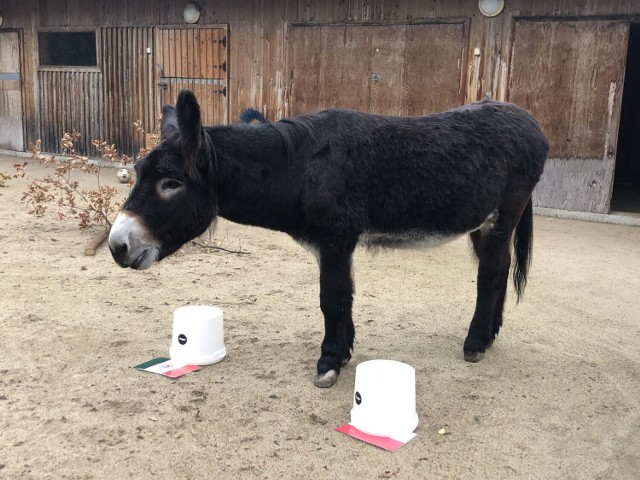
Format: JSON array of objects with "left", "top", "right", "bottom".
[
  {"left": 490, "top": 277, "right": 508, "bottom": 341},
  {"left": 314, "top": 241, "right": 357, "bottom": 388},
  {"left": 464, "top": 221, "right": 512, "bottom": 362}
]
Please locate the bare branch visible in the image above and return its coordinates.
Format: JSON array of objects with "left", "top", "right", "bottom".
[{"left": 190, "top": 241, "right": 251, "bottom": 256}]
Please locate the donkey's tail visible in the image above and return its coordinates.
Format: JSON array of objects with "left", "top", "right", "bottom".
[
  {"left": 513, "top": 198, "right": 534, "bottom": 303},
  {"left": 239, "top": 107, "right": 267, "bottom": 124}
]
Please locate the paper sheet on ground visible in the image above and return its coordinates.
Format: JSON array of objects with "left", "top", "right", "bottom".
[
  {"left": 337, "top": 423, "right": 417, "bottom": 451},
  {"left": 134, "top": 357, "right": 201, "bottom": 378}
]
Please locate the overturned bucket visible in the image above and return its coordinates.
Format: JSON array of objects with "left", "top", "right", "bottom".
[
  {"left": 169, "top": 305, "right": 226, "bottom": 365},
  {"left": 350, "top": 359, "right": 419, "bottom": 438}
]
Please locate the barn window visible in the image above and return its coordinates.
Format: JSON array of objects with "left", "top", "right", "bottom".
[{"left": 38, "top": 31, "right": 97, "bottom": 67}]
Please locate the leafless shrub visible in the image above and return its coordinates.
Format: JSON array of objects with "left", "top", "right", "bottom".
[{"left": 15, "top": 126, "right": 144, "bottom": 229}]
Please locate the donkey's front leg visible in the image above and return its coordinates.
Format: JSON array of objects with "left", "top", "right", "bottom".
[{"left": 314, "top": 244, "right": 356, "bottom": 388}]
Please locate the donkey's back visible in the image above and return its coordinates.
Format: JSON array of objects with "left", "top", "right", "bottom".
[{"left": 289, "top": 100, "right": 548, "bottom": 243}]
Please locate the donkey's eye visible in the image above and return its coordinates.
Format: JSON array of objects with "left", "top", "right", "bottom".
[
  {"left": 160, "top": 179, "right": 183, "bottom": 190},
  {"left": 156, "top": 178, "right": 185, "bottom": 199}
]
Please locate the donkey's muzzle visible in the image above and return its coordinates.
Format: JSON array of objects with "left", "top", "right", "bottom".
[
  {"left": 108, "top": 240, "right": 158, "bottom": 270},
  {"left": 108, "top": 212, "right": 160, "bottom": 270}
]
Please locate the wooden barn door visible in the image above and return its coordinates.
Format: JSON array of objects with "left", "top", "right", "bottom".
[
  {"left": 289, "top": 23, "right": 464, "bottom": 117},
  {"left": 156, "top": 27, "right": 229, "bottom": 126},
  {"left": 100, "top": 27, "right": 155, "bottom": 155},
  {"left": 0, "top": 31, "right": 24, "bottom": 151},
  {"left": 509, "top": 20, "right": 629, "bottom": 213}
]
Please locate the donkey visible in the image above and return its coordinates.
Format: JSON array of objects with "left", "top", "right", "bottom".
[{"left": 109, "top": 90, "right": 548, "bottom": 388}]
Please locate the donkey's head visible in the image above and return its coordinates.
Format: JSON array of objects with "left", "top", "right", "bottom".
[{"left": 109, "top": 90, "right": 217, "bottom": 269}]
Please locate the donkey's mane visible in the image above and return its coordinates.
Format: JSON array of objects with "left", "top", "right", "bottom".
[{"left": 267, "top": 114, "right": 321, "bottom": 171}]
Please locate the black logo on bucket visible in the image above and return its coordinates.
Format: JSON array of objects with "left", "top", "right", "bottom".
[
  {"left": 355, "top": 391, "right": 362, "bottom": 405},
  {"left": 178, "top": 334, "right": 187, "bottom": 345}
]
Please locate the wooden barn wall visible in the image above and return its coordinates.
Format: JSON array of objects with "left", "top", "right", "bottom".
[
  {"left": 288, "top": 22, "right": 467, "bottom": 117},
  {"left": 35, "top": 27, "right": 155, "bottom": 156},
  {"left": 510, "top": 19, "right": 630, "bottom": 213},
  {"left": 4, "top": 0, "right": 640, "bottom": 211}
]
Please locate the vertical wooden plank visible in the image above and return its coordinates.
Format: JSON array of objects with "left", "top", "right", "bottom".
[
  {"left": 171, "top": 28, "right": 176, "bottom": 77},
  {"left": 82, "top": 72, "right": 86, "bottom": 146},
  {"left": 289, "top": 26, "right": 322, "bottom": 114},
  {"left": 53, "top": 71, "right": 60, "bottom": 149},
  {"left": 101, "top": 28, "right": 110, "bottom": 146},
  {"left": 212, "top": 26, "right": 220, "bottom": 124},
  {"left": 129, "top": 27, "right": 135, "bottom": 151},
  {"left": 206, "top": 28, "right": 219, "bottom": 78},
  {"left": 115, "top": 27, "right": 123, "bottom": 148},
  {"left": 43, "top": 72, "right": 53, "bottom": 152},
  {"left": 222, "top": 25, "right": 229, "bottom": 123},
  {"left": 47, "top": 71, "right": 53, "bottom": 151},
  {"left": 401, "top": 23, "right": 464, "bottom": 115},
  {"left": 180, "top": 29, "right": 187, "bottom": 78},
  {"left": 194, "top": 28, "right": 202, "bottom": 81},
  {"left": 164, "top": 28, "right": 170, "bottom": 77},
  {"left": 133, "top": 27, "right": 140, "bottom": 145},
  {"left": 45, "top": 71, "right": 51, "bottom": 151},
  {"left": 145, "top": 27, "right": 152, "bottom": 137},
  {"left": 122, "top": 27, "right": 129, "bottom": 152},
  {"left": 212, "top": 28, "right": 221, "bottom": 124},
  {"left": 37, "top": 71, "right": 45, "bottom": 150},
  {"left": 166, "top": 29, "right": 174, "bottom": 77},
  {"left": 88, "top": 71, "right": 93, "bottom": 150},
  {"left": 149, "top": 27, "right": 157, "bottom": 133},
  {"left": 0, "top": 31, "right": 25, "bottom": 150},
  {"left": 186, "top": 29, "right": 193, "bottom": 82},
  {"left": 368, "top": 25, "right": 404, "bottom": 115}
]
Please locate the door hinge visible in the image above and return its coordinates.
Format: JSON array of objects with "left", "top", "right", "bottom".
[{"left": 212, "top": 36, "right": 227, "bottom": 48}]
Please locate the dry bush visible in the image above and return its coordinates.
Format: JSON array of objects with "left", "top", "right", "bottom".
[
  {"left": 15, "top": 122, "right": 154, "bottom": 230},
  {"left": 14, "top": 118, "right": 247, "bottom": 255}
]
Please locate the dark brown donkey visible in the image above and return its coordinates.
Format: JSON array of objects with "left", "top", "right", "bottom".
[{"left": 108, "top": 90, "right": 548, "bottom": 388}]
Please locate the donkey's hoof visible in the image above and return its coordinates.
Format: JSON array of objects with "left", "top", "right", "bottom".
[
  {"left": 464, "top": 350, "right": 485, "bottom": 363},
  {"left": 314, "top": 370, "right": 338, "bottom": 388}
]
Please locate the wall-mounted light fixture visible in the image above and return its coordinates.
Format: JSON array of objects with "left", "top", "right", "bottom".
[
  {"left": 0, "top": 12, "right": 4, "bottom": 27},
  {"left": 478, "top": 0, "right": 505, "bottom": 17},
  {"left": 183, "top": 2, "right": 202, "bottom": 24}
]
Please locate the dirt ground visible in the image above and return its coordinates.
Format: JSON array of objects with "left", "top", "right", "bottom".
[{"left": 1, "top": 155, "right": 639, "bottom": 480}]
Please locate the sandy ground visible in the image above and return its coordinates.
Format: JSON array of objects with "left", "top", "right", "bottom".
[{"left": 1, "top": 155, "right": 640, "bottom": 480}]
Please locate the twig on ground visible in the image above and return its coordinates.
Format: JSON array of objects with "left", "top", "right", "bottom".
[{"left": 190, "top": 241, "right": 251, "bottom": 255}]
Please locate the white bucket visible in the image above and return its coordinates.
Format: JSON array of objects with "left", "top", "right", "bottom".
[
  {"left": 169, "top": 305, "right": 226, "bottom": 365},
  {"left": 350, "top": 360, "right": 419, "bottom": 437}
]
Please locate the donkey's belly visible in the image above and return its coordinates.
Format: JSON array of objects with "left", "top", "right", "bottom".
[
  {"left": 359, "top": 210, "right": 498, "bottom": 250},
  {"left": 358, "top": 230, "right": 462, "bottom": 250}
]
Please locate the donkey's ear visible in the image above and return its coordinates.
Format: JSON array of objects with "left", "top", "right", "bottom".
[
  {"left": 176, "top": 90, "right": 209, "bottom": 178},
  {"left": 176, "top": 90, "right": 203, "bottom": 144},
  {"left": 160, "top": 105, "right": 178, "bottom": 138}
]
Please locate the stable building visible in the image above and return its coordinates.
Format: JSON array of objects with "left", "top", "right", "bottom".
[{"left": 1, "top": 0, "right": 639, "bottom": 215}]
